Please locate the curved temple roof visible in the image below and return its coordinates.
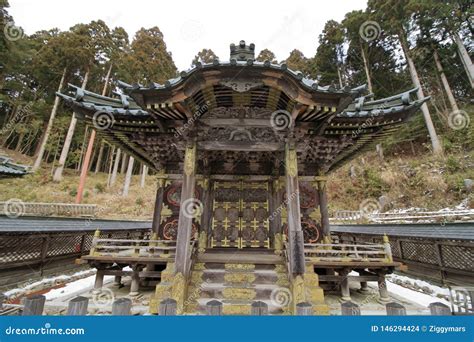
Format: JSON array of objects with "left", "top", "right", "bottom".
[{"left": 58, "top": 41, "right": 428, "bottom": 176}]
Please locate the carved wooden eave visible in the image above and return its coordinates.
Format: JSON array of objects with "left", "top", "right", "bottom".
[{"left": 57, "top": 45, "right": 428, "bottom": 176}]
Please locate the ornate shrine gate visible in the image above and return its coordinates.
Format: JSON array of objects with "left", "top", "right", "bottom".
[{"left": 210, "top": 180, "right": 270, "bottom": 249}]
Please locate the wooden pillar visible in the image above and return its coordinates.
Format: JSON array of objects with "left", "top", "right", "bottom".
[
  {"left": 112, "top": 298, "right": 132, "bottom": 315},
  {"left": 152, "top": 176, "right": 166, "bottom": 235},
  {"left": 296, "top": 302, "right": 313, "bottom": 316},
  {"left": 93, "top": 269, "right": 105, "bottom": 294},
  {"left": 340, "top": 268, "right": 351, "bottom": 301},
  {"left": 206, "top": 300, "right": 223, "bottom": 315},
  {"left": 360, "top": 281, "right": 369, "bottom": 293},
  {"left": 175, "top": 144, "right": 197, "bottom": 276},
  {"left": 386, "top": 302, "right": 406, "bottom": 315},
  {"left": 429, "top": 302, "right": 451, "bottom": 315},
  {"left": 251, "top": 301, "right": 269, "bottom": 315},
  {"left": 67, "top": 296, "right": 89, "bottom": 316},
  {"left": 272, "top": 178, "right": 283, "bottom": 235},
  {"left": 315, "top": 176, "right": 330, "bottom": 238},
  {"left": 114, "top": 276, "right": 122, "bottom": 286},
  {"left": 159, "top": 298, "right": 177, "bottom": 316},
  {"left": 284, "top": 144, "right": 305, "bottom": 276},
  {"left": 200, "top": 177, "right": 211, "bottom": 247},
  {"left": 377, "top": 272, "right": 390, "bottom": 302},
  {"left": 75, "top": 130, "right": 96, "bottom": 204},
  {"left": 129, "top": 266, "right": 140, "bottom": 296},
  {"left": 341, "top": 301, "right": 361, "bottom": 316},
  {"left": 22, "top": 295, "right": 46, "bottom": 316}
]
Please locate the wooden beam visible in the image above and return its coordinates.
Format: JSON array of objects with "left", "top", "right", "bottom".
[
  {"left": 285, "top": 144, "right": 306, "bottom": 276},
  {"left": 175, "top": 143, "right": 197, "bottom": 276},
  {"left": 152, "top": 176, "right": 165, "bottom": 235},
  {"left": 316, "top": 176, "right": 330, "bottom": 237}
]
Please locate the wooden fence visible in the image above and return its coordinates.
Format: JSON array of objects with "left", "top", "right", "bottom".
[{"left": 0, "top": 202, "right": 97, "bottom": 218}]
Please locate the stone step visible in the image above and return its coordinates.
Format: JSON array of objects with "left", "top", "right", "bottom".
[
  {"left": 196, "top": 252, "right": 284, "bottom": 265},
  {"left": 191, "top": 270, "right": 289, "bottom": 285},
  {"left": 194, "top": 298, "right": 289, "bottom": 315},
  {"left": 189, "top": 283, "right": 289, "bottom": 301}
]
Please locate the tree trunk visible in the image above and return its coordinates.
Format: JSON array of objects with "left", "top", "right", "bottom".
[
  {"left": 360, "top": 42, "right": 373, "bottom": 94},
  {"left": 453, "top": 32, "right": 474, "bottom": 89},
  {"left": 53, "top": 69, "right": 90, "bottom": 181},
  {"left": 106, "top": 145, "right": 115, "bottom": 187},
  {"left": 433, "top": 49, "right": 459, "bottom": 112},
  {"left": 76, "top": 130, "right": 96, "bottom": 204},
  {"left": 32, "top": 67, "right": 67, "bottom": 171},
  {"left": 120, "top": 153, "right": 127, "bottom": 174},
  {"left": 399, "top": 30, "right": 443, "bottom": 156},
  {"left": 109, "top": 148, "right": 121, "bottom": 187},
  {"left": 73, "top": 64, "right": 114, "bottom": 199},
  {"left": 15, "top": 131, "right": 25, "bottom": 152},
  {"left": 94, "top": 140, "right": 105, "bottom": 173},
  {"left": 77, "top": 125, "right": 89, "bottom": 172},
  {"left": 122, "top": 156, "right": 135, "bottom": 197},
  {"left": 337, "top": 67, "right": 344, "bottom": 88},
  {"left": 140, "top": 164, "right": 148, "bottom": 188}
]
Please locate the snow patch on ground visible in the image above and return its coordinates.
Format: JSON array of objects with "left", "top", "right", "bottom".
[
  {"left": 44, "top": 275, "right": 114, "bottom": 301},
  {"left": 386, "top": 274, "right": 452, "bottom": 308},
  {"left": 4, "top": 269, "right": 96, "bottom": 298}
]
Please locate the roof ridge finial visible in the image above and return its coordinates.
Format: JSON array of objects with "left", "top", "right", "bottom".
[{"left": 230, "top": 40, "right": 255, "bottom": 62}]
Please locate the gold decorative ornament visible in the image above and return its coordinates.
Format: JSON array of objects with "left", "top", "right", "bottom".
[
  {"left": 285, "top": 146, "right": 298, "bottom": 178},
  {"left": 184, "top": 144, "right": 196, "bottom": 176}
]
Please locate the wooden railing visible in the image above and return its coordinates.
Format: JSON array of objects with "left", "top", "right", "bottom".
[
  {"left": 90, "top": 232, "right": 177, "bottom": 258},
  {"left": 0, "top": 202, "right": 97, "bottom": 218},
  {"left": 331, "top": 209, "right": 474, "bottom": 223},
  {"left": 304, "top": 240, "right": 392, "bottom": 263}
]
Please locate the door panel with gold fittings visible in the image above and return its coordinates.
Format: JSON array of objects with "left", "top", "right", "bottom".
[
  {"left": 210, "top": 180, "right": 270, "bottom": 249},
  {"left": 211, "top": 181, "right": 241, "bottom": 248}
]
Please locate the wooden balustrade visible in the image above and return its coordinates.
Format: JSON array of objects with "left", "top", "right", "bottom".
[
  {"left": 304, "top": 241, "right": 392, "bottom": 263},
  {"left": 90, "top": 234, "right": 177, "bottom": 258}
]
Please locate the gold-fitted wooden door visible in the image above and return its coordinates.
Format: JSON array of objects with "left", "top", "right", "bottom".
[{"left": 211, "top": 181, "right": 270, "bottom": 249}]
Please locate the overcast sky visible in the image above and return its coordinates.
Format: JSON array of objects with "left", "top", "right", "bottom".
[{"left": 9, "top": 0, "right": 367, "bottom": 70}]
